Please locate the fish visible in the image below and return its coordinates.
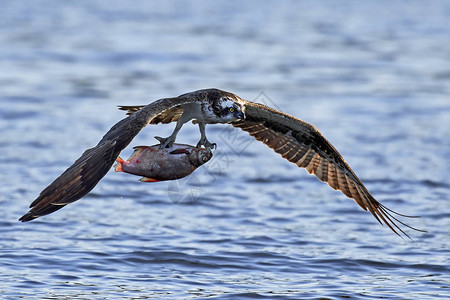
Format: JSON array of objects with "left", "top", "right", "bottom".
[{"left": 114, "top": 144, "right": 213, "bottom": 182}]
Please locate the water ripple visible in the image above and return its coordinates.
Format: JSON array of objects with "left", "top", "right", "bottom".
[{"left": 1, "top": 1, "right": 449, "bottom": 299}]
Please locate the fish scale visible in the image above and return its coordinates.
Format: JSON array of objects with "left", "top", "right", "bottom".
[{"left": 115, "top": 143, "right": 213, "bottom": 182}]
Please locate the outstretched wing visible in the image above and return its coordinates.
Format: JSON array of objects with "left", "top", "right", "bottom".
[
  {"left": 234, "top": 101, "right": 421, "bottom": 238},
  {"left": 118, "top": 105, "right": 184, "bottom": 124},
  {"left": 19, "top": 96, "right": 197, "bottom": 222}
]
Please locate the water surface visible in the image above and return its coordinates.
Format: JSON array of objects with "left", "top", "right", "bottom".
[{"left": 1, "top": 1, "right": 449, "bottom": 299}]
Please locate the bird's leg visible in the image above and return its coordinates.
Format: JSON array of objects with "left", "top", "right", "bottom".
[
  {"left": 196, "top": 122, "right": 216, "bottom": 150},
  {"left": 155, "top": 118, "right": 185, "bottom": 148}
]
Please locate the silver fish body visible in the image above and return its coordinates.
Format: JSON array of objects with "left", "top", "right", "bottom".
[{"left": 115, "top": 144, "right": 212, "bottom": 182}]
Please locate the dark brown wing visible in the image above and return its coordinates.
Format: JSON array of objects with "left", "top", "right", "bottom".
[
  {"left": 117, "top": 88, "right": 223, "bottom": 124},
  {"left": 117, "top": 106, "right": 211, "bottom": 127},
  {"left": 19, "top": 96, "right": 198, "bottom": 222},
  {"left": 118, "top": 105, "right": 184, "bottom": 124},
  {"left": 234, "top": 101, "right": 422, "bottom": 238},
  {"left": 119, "top": 105, "right": 146, "bottom": 115}
]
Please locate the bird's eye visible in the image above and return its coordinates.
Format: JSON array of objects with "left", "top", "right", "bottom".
[{"left": 229, "top": 107, "right": 235, "bottom": 113}]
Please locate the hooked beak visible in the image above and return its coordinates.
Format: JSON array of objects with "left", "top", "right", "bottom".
[{"left": 234, "top": 110, "right": 245, "bottom": 121}]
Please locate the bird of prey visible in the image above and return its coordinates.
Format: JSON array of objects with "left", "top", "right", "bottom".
[{"left": 19, "top": 88, "right": 422, "bottom": 238}]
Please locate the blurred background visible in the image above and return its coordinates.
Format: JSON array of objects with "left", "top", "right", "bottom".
[{"left": 0, "top": 1, "right": 449, "bottom": 299}]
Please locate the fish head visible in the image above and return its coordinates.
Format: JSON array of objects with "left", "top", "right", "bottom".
[{"left": 190, "top": 147, "right": 213, "bottom": 166}]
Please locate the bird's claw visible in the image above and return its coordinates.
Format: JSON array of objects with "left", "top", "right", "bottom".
[
  {"left": 155, "top": 136, "right": 175, "bottom": 148},
  {"left": 197, "top": 139, "right": 217, "bottom": 150}
]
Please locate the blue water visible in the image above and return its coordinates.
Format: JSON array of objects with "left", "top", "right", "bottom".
[{"left": 1, "top": 1, "right": 449, "bottom": 299}]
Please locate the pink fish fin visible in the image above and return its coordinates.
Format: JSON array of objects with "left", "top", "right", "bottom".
[
  {"left": 169, "top": 149, "right": 190, "bottom": 155},
  {"left": 129, "top": 146, "right": 148, "bottom": 160},
  {"left": 114, "top": 157, "right": 125, "bottom": 172},
  {"left": 139, "top": 177, "right": 161, "bottom": 183}
]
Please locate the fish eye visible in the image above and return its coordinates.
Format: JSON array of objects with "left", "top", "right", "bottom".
[
  {"left": 202, "top": 156, "right": 208, "bottom": 162},
  {"left": 229, "top": 107, "right": 234, "bottom": 113}
]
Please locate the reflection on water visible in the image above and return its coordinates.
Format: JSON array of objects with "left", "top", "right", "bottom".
[{"left": 1, "top": 1, "right": 449, "bottom": 299}]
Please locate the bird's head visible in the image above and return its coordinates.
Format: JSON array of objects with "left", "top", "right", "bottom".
[{"left": 210, "top": 94, "right": 245, "bottom": 123}]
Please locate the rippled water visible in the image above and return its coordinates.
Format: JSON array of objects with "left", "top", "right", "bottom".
[{"left": 1, "top": 1, "right": 449, "bottom": 299}]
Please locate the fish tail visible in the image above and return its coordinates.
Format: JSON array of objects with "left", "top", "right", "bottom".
[{"left": 115, "top": 157, "right": 125, "bottom": 172}]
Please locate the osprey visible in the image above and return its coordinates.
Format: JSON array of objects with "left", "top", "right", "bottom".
[{"left": 19, "top": 89, "right": 422, "bottom": 238}]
